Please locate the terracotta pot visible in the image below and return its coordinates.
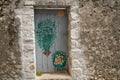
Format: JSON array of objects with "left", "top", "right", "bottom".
[{"left": 44, "top": 51, "right": 51, "bottom": 56}]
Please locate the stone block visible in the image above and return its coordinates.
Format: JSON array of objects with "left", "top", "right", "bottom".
[
  {"left": 56, "top": 0, "right": 66, "bottom": 5},
  {"left": 35, "top": 0, "right": 46, "bottom": 5},
  {"left": 23, "top": 38, "right": 34, "bottom": 44},
  {"left": 70, "top": 5, "right": 79, "bottom": 13},
  {"left": 21, "top": 25, "right": 34, "bottom": 31},
  {"left": 70, "top": 12, "right": 79, "bottom": 20},
  {"left": 22, "top": 8, "right": 34, "bottom": 15},
  {"left": 71, "top": 49, "right": 82, "bottom": 59},
  {"left": 47, "top": 0, "right": 57, "bottom": 5},
  {"left": 23, "top": 44, "right": 34, "bottom": 53},
  {"left": 72, "top": 59, "right": 81, "bottom": 68},
  {"left": 71, "top": 29, "right": 79, "bottom": 39},
  {"left": 24, "top": 0, "right": 35, "bottom": 6},
  {"left": 25, "top": 63, "right": 35, "bottom": 72},
  {"left": 71, "top": 68, "right": 82, "bottom": 79},
  {"left": 22, "top": 30, "right": 34, "bottom": 38},
  {"left": 23, "top": 50, "right": 34, "bottom": 59},
  {"left": 24, "top": 72, "right": 35, "bottom": 79},
  {"left": 70, "top": 20, "right": 80, "bottom": 29},
  {"left": 21, "top": 15, "right": 34, "bottom": 30},
  {"left": 71, "top": 40, "right": 80, "bottom": 49},
  {"left": 65, "top": 0, "right": 79, "bottom": 6}
]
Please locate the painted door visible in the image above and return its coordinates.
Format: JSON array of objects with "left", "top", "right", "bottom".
[{"left": 34, "top": 9, "right": 68, "bottom": 73}]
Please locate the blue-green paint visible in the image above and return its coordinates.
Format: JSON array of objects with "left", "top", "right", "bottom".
[{"left": 36, "top": 18, "right": 57, "bottom": 56}]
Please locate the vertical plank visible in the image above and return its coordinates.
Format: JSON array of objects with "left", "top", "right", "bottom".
[
  {"left": 40, "top": 12, "right": 48, "bottom": 72},
  {"left": 35, "top": 41, "right": 43, "bottom": 72},
  {"left": 35, "top": 10, "right": 43, "bottom": 72},
  {"left": 47, "top": 13, "right": 56, "bottom": 72},
  {"left": 56, "top": 10, "right": 68, "bottom": 70}
]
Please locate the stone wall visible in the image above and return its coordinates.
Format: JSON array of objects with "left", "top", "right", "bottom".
[
  {"left": 0, "top": 0, "right": 120, "bottom": 80},
  {"left": 0, "top": 0, "right": 22, "bottom": 80},
  {"left": 79, "top": 0, "right": 120, "bottom": 79}
]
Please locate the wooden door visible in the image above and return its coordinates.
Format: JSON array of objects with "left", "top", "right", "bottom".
[{"left": 34, "top": 9, "right": 68, "bottom": 73}]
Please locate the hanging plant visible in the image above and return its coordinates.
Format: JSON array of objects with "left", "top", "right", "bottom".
[
  {"left": 36, "top": 18, "right": 57, "bottom": 56},
  {"left": 52, "top": 51, "right": 67, "bottom": 71}
]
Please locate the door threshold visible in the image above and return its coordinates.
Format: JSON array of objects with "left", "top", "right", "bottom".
[{"left": 36, "top": 73, "right": 71, "bottom": 80}]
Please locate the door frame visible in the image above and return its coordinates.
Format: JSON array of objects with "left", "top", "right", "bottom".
[{"left": 20, "top": 0, "right": 80, "bottom": 79}]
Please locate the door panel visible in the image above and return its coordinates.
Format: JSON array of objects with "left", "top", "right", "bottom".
[{"left": 34, "top": 9, "right": 68, "bottom": 72}]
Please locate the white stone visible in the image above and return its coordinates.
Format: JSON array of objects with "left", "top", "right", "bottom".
[
  {"left": 22, "top": 8, "right": 34, "bottom": 15},
  {"left": 23, "top": 38, "right": 34, "bottom": 44},
  {"left": 24, "top": 0, "right": 35, "bottom": 5},
  {"left": 23, "top": 44, "right": 34, "bottom": 52},
  {"left": 70, "top": 12, "right": 79, "bottom": 20},
  {"left": 71, "top": 68, "right": 82, "bottom": 78},
  {"left": 70, "top": 5, "right": 79, "bottom": 13},
  {"left": 23, "top": 50, "right": 34, "bottom": 58},
  {"left": 65, "top": 0, "right": 79, "bottom": 6},
  {"left": 71, "top": 49, "right": 82, "bottom": 59},
  {"left": 22, "top": 30, "right": 34, "bottom": 38},
  {"left": 25, "top": 63, "right": 35, "bottom": 72},
  {"left": 21, "top": 15, "right": 34, "bottom": 30},
  {"left": 72, "top": 59, "right": 81, "bottom": 68},
  {"left": 71, "top": 40, "right": 79, "bottom": 48},
  {"left": 47, "top": 0, "right": 57, "bottom": 5},
  {"left": 71, "top": 29, "right": 79, "bottom": 39},
  {"left": 56, "top": 0, "right": 66, "bottom": 5},
  {"left": 71, "top": 20, "right": 79, "bottom": 29}
]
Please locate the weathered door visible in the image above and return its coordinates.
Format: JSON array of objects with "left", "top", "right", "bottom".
[{"left": 34, "top": 9, "right": 68, "bottom": 73}]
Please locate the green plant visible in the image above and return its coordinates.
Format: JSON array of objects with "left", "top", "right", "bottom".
[{"left": 36, "top": 72, "right": 42, "bottom": 76}]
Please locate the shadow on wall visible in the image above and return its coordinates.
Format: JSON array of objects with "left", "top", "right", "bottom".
[{"left": 79, "top": 0, "right": 120, "bottom": 79}]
